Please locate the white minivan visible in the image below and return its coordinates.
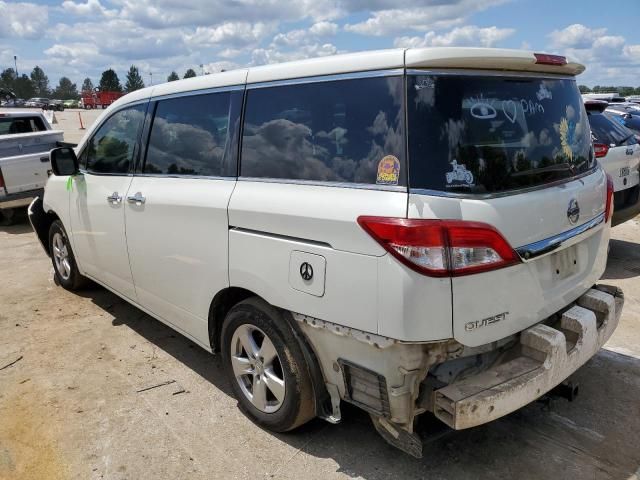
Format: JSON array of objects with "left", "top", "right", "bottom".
[{"left": 29, "top": 48, "right": 622, "bottom": 457}]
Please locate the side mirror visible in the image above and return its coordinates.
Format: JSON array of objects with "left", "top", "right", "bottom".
[{"left": 50, "top": 147, "right": 79, "bottom": 176}]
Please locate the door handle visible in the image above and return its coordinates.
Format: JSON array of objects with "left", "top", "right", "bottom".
[
  {"left": 106, "top": 192, "right": 122, "bottom": 204},
  {"left": 127, "top": 192, "right": 146, "bottom": 205}
]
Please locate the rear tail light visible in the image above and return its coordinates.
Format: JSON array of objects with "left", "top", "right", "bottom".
[
  {"left": 534, "top": 53, "right": 567, "bottom": 66},
  {"left": 357, "top": 217, "right": 521, "bottom": 277},
  {"left": 594, "top": 143, "right": 609, "bottom": 158},
  {"left": 0, "top": 168, "right": 5, "bottom": 190},
  {"left": 605, "top": 173, "right": 614, "bottom": 223}
]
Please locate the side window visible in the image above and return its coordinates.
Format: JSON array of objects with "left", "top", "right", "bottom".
[
  {"left": 144, "top": 92, "right": 232, "bottom": 176},
  {"left": 240, "top": 76, "right": 406, "bottom": 186},
  {"left": 85, "top": 104, "right": 146, "bottom": 174}
]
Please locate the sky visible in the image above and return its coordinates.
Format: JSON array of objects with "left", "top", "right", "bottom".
[{"left": 1, "top": 0, "right": 639, "bottom": 89}]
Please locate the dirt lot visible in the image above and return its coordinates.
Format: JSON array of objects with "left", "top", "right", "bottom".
[{"left": 1, "top": 211, "right": 640, "bottom": 480}]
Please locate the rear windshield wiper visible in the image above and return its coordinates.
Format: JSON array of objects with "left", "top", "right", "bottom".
[{"left": 511, "top": 162, "right": 582, "bottom": 177}]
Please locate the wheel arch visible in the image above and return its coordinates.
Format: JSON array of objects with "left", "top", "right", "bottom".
[
  {"left": 28, "top": 197, "right": 61, "bottom": 257},
  {"left": 208, "top": 287, "right": 332, "bottom": 420}
]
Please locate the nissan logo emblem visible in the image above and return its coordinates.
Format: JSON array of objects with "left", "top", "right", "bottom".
[
  {"left": 300, "top": 262, "right": 313, "bottom": 281},
  {"left": 567, "top": 198, "right": 580, "bottom": 225}
]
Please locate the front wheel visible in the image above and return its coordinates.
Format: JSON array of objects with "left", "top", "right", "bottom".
[
  {"left": 221, "top": 297, "right": 315, "bottom": 432},
  {"left": 49, "top": 220, "right": 87, "bottom": 290}
]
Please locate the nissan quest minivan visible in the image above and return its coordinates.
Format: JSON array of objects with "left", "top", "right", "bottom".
[{"left": 29, "top": 48, "right": 623, "bottom": 457}]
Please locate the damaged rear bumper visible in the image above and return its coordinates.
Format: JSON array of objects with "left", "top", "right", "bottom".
[{"left": 433, "top": 285, "right": 623, "bottom": 430}]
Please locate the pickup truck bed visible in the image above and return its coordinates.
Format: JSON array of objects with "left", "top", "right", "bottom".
[{"left": 0, "top": 123, "right": 65, "bottom": 225}]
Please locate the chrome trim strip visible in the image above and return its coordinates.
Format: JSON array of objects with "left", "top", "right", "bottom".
[
  {"left": 152, "top": 84, "right": 244, "bottom": 102},
  {"left": 230, "top": 226, "right": 332, "bottom": 249},
  {"left": 516, "top": 212, "right": 605, "bottom": 260},
  {"left": 405, "top": 68, "right": 574, "bottom": 80},
  {"left": 409, "top": 168, "right": 599, "bottom": 200},
  {"left": 238, "top": 176, "right": 407, "bottom": 192},
  {"left": 247, "top": 69, "right": 404, "bottom": 89},
  {"left": 132, "top": 173, "right": 236, "bottom": 181}
]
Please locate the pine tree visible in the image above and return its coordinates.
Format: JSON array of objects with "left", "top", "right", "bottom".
[
  {"left": 125, "top": 65, "right": 145, "bottom": 92},
  {"left": 30, "top": 66, "right": 50, "bottom": 97},
  {"left": 183, "top": 68, "right": 197, "bottom": 79},
  {"left": 167, "top": 71, "right": 179, "bottom": 82},
  {"left": 99, "top": 69, "right": 122, "bottom": 92},
  {"left": 53, "top": 77, "right": 79, "bottom": 100},
  {"left": 81, "top": 78, "right": 94, "bottom": 92}
]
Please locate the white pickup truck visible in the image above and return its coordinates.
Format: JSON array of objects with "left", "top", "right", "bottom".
[{"left": 0, "top": 110, "right": 65, "bottom": 224}]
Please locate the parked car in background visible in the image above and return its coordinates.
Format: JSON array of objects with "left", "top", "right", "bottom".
[
  {"left": 0, "top": 110, "right": 65, "bottom": 224},
  {"left": 585, "top": 100, "right": 640, "bottom": 226},
  {"left": 63, "top": 99, "right": 80, "bottom": 109},
  {"left": 605, "top": 109, "right": 640, "bottom": 136},
  {"left": 583, "top": 93, "right": 626, "bottom": 103},
  {"left": 48, "top": 100, "right": 65, "bottom": 112},
  {"left": 30, "top": 48, "right": 622, "bottom": 458},
  {"left": 24, "top": 97, "right": 50, "bottom": 109}
]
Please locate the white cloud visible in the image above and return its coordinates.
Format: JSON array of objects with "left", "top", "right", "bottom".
[
  {"left": 345, "top": 0, "right": 507, "bottom": 36},
  {"left": 547, "top": 24, "right": 640, "bottom": 85},
  {"left": 0, "top": 1, "right": 48, "bottom": 39},
  {"left": 186, "top": 22, "right": 275, "bottom": 49},
  {"left": 395, "top": 25, "right": 515, "bottom": 48},
  {"left": 61, "top": 0, "right": 116, "bottom": 17},
  {"left": 548, "top": 24, "right": 607, "bottom": 50},
  {"left": 251, "top": 43, "right": 339, "bottom": 65}
]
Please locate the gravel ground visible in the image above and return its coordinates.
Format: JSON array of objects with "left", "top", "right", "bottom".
[{"left": 1, "top": 211, "right": 639, "bottom": 480}]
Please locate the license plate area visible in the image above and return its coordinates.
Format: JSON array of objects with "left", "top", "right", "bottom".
[
  {"left": 620, "top": 166, "right": 630, "bottom": 178},
  {"left": 551, "top": 245, "right": 579, "bottom": 280}
]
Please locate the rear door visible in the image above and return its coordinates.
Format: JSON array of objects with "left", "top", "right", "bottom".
[
  {"left": 406, "top": 72, "right": 608, "bottom": 346},
  {"left": 123, "top": 89, "right": 242, "bottom": 346},
  {"left": 70, "top": 103, "right": 147, "bottom": 300}
]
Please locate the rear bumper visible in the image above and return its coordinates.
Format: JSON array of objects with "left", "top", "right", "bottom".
[
  {"left": 433, "top": 285, "right": 623, "bottom": 430},
  {"left": 0, "top": 188, "right": 43, "bottom": 209}
]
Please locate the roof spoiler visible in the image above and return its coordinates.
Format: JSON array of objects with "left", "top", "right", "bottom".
[{"left": 583, "top": 99, "right": 608, "bottom": 113}]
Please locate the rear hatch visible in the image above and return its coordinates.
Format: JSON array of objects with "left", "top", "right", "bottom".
[
  {"left": 587, "top": 108, "right": 640, "bottom": 193},
  {"left": 406, "top": 72, "right": 609, "bottom": 346}
]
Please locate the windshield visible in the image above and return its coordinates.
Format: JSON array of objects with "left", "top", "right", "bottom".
[{"left": 407, "top": 74, "right": 595, "bottom": 195}]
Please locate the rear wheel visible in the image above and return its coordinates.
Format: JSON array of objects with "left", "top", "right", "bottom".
[
  {"left": 49, "top": 220, "right": 87, "bottom": 290},
  {"left": 221, "top": 297, "right": 315, "bottom": 432}
]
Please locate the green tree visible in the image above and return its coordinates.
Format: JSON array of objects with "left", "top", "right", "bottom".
[
  {"left": 125, "top": 65, "right": 145, "bottom": 92},
  {"left": 81, "top": 77, "right": 94, "bottom": 92},
  {"left": 167, "top": 71, "right": 179, "bottom": 82},
  {"left": 14, "top": 75, "right": 35, "bottom": 99},
  {"left": 30, "top": 66, "right": 50, "bottom": 97},
  {"left": 183, "top": 68, "right": 197, "bottom": 79},
  {"left": 578, "top": 85, "right": 591, "bottom": 94},
  {"left": 53, "top": 77, "right": 79, "bottom": 100},
  {"left": 99, "top": 68, "right": 122, "bottom": 92},
  {"left": 0, "top": 68, "right": 16, "bottom": 92}
]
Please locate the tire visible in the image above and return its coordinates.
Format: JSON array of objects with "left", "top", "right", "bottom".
[
  {"left": 221, "top": 297, "right": 315, "bottom": 432},
  {"left": 0, "top": 208, "right": 15, "bottom": 226},
  {"left": 48, "top": 220, "right": 87, "bottom": 290}
]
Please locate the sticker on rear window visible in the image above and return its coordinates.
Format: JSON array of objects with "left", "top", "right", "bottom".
[
  {"left": 376, "top": 155, "right": 400, "bottom": 185},
  {"left": 445, "top": 160, "right": 474, "bottom": 188},
  {"left": 537, "top": 84, "right": 553, "bottom": 101}
]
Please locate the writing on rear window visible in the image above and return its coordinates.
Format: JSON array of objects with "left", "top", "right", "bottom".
[{"left": 408, "top": 75, "right": 595, "bottom": 195}]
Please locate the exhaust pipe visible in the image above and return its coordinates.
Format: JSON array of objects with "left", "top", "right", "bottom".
[{"left": 550, "top": 380, "right": 579, "bottom": 402}]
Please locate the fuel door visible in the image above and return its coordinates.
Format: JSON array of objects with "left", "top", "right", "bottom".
[{"left": 289, "top": 251, "right": 326, "bottom": 297}]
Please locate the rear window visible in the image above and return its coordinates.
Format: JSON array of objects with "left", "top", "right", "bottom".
[
  {"left": 0, "top": 116, "right": 46, "bottom": 135},
  {"left": 592, "top": 111, "right": 637, "bottom": 145},
  {"left": 407, "top": 74, "right": 595, "bottom": 195},
  {"left": 241, "top": 76, "right": 406, "bottom": 186},
  {"left": 605, "top": 112, "right": 640, "bottom": 134}
]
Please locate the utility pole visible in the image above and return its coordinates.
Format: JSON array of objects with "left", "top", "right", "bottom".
[
  {"left": 200, "top": 64, "right": 204, "bottom": 76},
  {"left": 13, "top": 55, "right": 18, "bottom": 77},
  {"left": 149, "top": 72, "right": 153, "bottom": 86}
]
